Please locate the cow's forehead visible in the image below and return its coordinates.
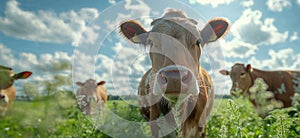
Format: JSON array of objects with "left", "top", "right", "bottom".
[
  {"left": 151, "top": 18, "right": 200, "bottom": 40},
  {"left": 231, "top": 64, "right": 245, "bottom": 74},
  {"left": 82, "top": 79, "right": 97, "bottom": 85}
]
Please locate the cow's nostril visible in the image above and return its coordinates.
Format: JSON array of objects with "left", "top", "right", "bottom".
[{"left": 0, "top": 94, "right": 4, "bottom": 99}]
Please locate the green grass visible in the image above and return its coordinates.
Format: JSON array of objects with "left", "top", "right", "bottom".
[{"left": 0, "top": 93, "right": 299, "bottom": 137}]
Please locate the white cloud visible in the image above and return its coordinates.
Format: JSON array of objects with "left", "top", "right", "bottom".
[
  {"left": 0, "top": 44, "right": 16, "bottom": 67},
  {"left": 241, "top": 0, "right": 254, "bottom": 7},
  {"left": 0, "top": 0, "right": 99, "bottom": 46},
  {"left": 223, "top": 9, "right": 289, "bottom": 59},
  {"left": 189, "top": 0, "right": 234, "bottom": 8},
  {"left": 108, "top": 0, "right": 117, "bottom": 4},
  {"left": 231, "top": 9, "right": 288, "bottom": 46},
  {"left": 0, "top": 43, "right": 73, "bottom": 94},
  {"left": 290, "top": 32, "right": 298, "bottom": 41},
  {"left": 248, "top": 48, "right": 300, "bottom": 70},
  {"left": 266, "top": 0, "right": 291, "bottom": 12},
  {"left": 298, "top": 0, "right": 300, "bottom": 5},
  {"left": 221, "top": 39, "right": 257, "bottom": 58},
  {"left": 104, "top": 0, "right": 151, "bottom": 31}
]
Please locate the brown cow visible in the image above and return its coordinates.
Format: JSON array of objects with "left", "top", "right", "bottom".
[
  {"left": 0, "top": 65, "right": 32, "bottom": 116},
  {"left": 76, "top": 79, "right": 107, "bottom": 115},
  {"left": 120, "top": 9, "right": 229, "bottom": 138},
  {"left": 220, "top": 63, "right": 300, "bottom": 111}
]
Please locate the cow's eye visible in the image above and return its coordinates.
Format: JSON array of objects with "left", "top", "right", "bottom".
[
  {"left": 240, "top": 73, "right": 246, "bottom": 77},
  {"left": 147, "top": 39, "right": 154, "bottom": 47},
  {"left": 196, "top": 39, "right": 202, "bottom": 47}
]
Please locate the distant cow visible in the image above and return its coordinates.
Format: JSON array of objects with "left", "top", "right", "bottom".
[
  {"left": 220, "top": 63, "right": 300, "bottom": 110},
  {"left": 120, "top": 9, "right": 229, "bottom": 137},
  {"left": 0, "top": 65, "right": 32, "bottom": 116},
  {"left": 76, "top": 79, "right": 107, "bottom": 115}
]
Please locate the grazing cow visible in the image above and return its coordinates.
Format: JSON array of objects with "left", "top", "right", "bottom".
[
  {"left": 0, "top": 65, "right": 32, "bottom": 116},
  {"left": 76, "top": 79, "right": 107, "bottom": 115},
  {"left": 120, "top": 9, "right": 229, "bottom": 138},
  {"left": 220, "top": 63, "right": 300, "bottom": 109}
]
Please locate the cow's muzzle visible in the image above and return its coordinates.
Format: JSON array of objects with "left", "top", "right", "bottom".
[
  {"left": 0, "top": 94, "right": 4, "bottom": 99},
  {"left": 153, "top": 65, "right": 199, "bottom": 98}
]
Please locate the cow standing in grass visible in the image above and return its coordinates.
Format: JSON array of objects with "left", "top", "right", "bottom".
[
  {"left": 120, "top": 9, "right": 229, "bottom": 138},
  {"left": 220, "top": 63, "right": 300, "bottom": 110},
  {"left": 0, "top": 65, "right": 32, "bottom": 116},
  {"left": 76, "top": 79, "right": 107, "bottom": 115}
]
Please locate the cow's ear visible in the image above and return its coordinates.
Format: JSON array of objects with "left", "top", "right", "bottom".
[
  {"left": 97, "top": 81, "right": 106, "bottom": 86},
  {"left": 219, "top": 70, "right": 230, "bottom": 75},
  {"left": 246, "top": 64, "right": 253, "bottom": 72},
  {"left": 201, "top": 18, "right": 229, "bottom": 43},
  {"left": 120, "top": 20, "right": 148, "bottom": 44},
  {"left": 0, "top": 65, "right": 12, "bottom": 71},
  {"left": 76, "top": 82, "right": 84, "bottom": 86},
  {"left": 12, "top": 71, "right": 32, "bottom": 80}
]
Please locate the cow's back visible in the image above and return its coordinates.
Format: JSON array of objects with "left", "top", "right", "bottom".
[{"left": 252, "top": 69, "right": 300, "bottom": 107}]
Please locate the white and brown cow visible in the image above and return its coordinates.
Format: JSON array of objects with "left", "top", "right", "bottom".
[
  {"left": 76, "top": 79, "right": 107, "bottom": 115},
  {"left": 220, "top": 63, "right": 300, "bottom": 109},
  {"left": 0, "top": 65, "right": 32, "bottom": 116},
  {"left": 120, "top": 9, "right": 229, "bottom": 138}
]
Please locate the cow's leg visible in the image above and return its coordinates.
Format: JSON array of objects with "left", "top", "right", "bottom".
[
  {"left": 0, "top": 106, "right": 7, "bottom": 117},
  {"left": 161, "top": 111, "right": 177, "bottom": 138},
  {"left": 150, "top": 105, "right": 161, "bottom": 138}
]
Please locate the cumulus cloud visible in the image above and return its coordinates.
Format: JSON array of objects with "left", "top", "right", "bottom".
[
  {"left": 104, "top": 0, "right": 151, "bottom": 31},
  {"left": 298, "top": 0, "right": 300, "bottom": 5},
  {"left": 221, "top": 39, "right": 257, "bottom": 58},
  {"left": 0, "top": 0, "right": 99, "bottom": 46},
  {"left": 108, "top": 0, "right": 117, "bottom": 4},
  {"left": 290, "top": 32, "right": 298, "bottom": 41},
  {"left": 0, "top": 43, "right": 73, "bottom": 93},
  {"left": 231, "top": 9, "right": 288, "bottom": 45},
  {"left": 266, "top": 0, "right": 291, "bottom": 12},
  {"left": 248, "top": 48, "right": 300, "bottom": 70},
  {"left": 241, "top": 0, "right": 254, "bottom": 7},
  {"left": 223, "top": 9, "right": 289, "bottom": 58},
  {"left": 188, "top": 0, "right": 234, "bottom": 8}
]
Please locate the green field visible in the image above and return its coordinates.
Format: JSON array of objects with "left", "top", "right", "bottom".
[{"left": 0, "top": 92, "right": 299, "bottom": 138}]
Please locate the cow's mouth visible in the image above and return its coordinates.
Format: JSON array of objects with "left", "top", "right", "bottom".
[{"left": 163, "top": 91, "right": 191, "bottom": 104}]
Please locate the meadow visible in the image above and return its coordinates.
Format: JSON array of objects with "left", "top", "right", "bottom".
[{"left": 0, "top": 91, "right": 299, "bottom": 138}]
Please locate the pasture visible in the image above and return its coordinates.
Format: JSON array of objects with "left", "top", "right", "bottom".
[{"left": 0, "top": 91, "right": 299, "bottom": 137}]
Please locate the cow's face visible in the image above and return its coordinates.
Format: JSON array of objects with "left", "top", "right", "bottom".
[
  {"left": 76, "top": 79, "right": 98, "bottom": 95},
  {"left": 220, "top": 63, "right": 253, "bottom": 96},
  {"left": 120, "top": 10, "right": 229, "bottom": 101},
  {"left": 0, "top": 68, "right": 32, "bottom": 101},
  {"left": 76, "top": 79, "right": 106, "bottom": 99}
]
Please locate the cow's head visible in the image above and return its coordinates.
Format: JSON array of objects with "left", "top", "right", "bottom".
[
  {"left": 76, "top": 79, "right": 105, "bottom": 100},
  {"left": 0, "top": 66, "right": 32, "bottom": 90},
  {"left": 120, "top": 9, "right": 229, "bottom": 101},
  {"left": 220, "top": 63, "right": 253, "bottom": 96}
]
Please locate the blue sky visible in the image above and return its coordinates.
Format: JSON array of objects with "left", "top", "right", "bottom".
[{"left": 0, "top": 0, "right": 300, "bottom": 95}]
